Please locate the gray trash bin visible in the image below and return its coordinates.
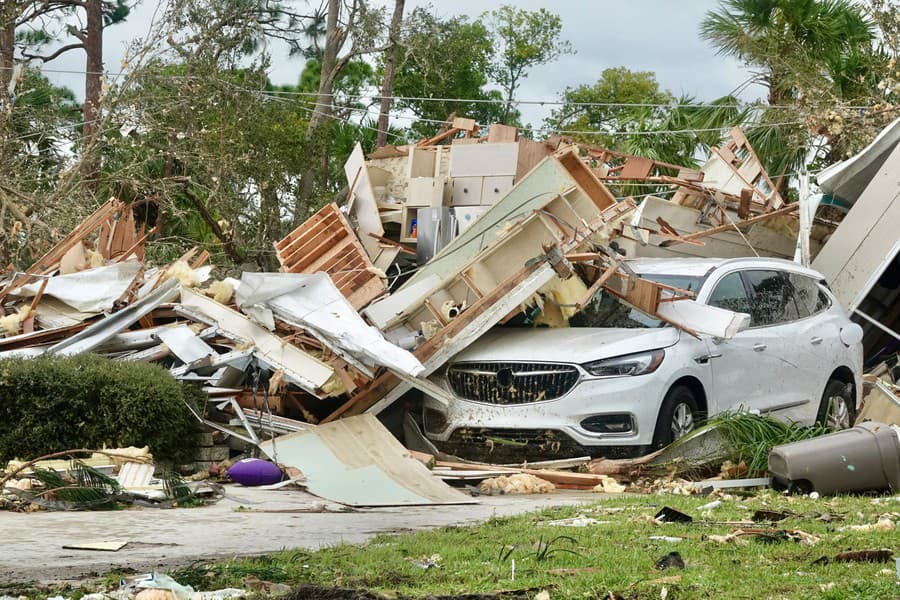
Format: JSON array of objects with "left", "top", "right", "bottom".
[{"left": 768, "top": 422, "right": 900, "bottom": 495}]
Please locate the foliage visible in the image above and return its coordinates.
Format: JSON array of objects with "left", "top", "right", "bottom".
[
  {"left": 0, "top": 354, "right": 202, "bottom": 464},
  {"left": 0, "top": 67, "right": 81, "bottom": 267},
  {"left": 390, "top": 9, "right": 505, "bottom": 136},
  {"left": 700, "top": 0, "right": 895, "bottom": 167},
  {"left": 546, "top": 67, "right": 747, "bottom": 169},
  {"left": 482, "top": 5, "right": 574, "bottom": 124},
  {"left": 672, "top": 411, "right": 831, "bottom": 475}
]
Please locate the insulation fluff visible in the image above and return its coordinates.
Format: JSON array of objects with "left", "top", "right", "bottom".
[
  {"left": 592, "top": 475, "right": 627, "bottom": 494},
  {"left": 478, "top": 473, "right": 555, "bottom": 495},
  {"left": 85, "top": 249, "right": 105, "bottom": 268},
  {"left": 207, "top": 280, "right": 235, "bottom": 304},
  {"left": 0, "top": 306, "right": 32, "bottom": 336},
  {"left": 163, "top": 260, "right": 201, "bottom": 287}
]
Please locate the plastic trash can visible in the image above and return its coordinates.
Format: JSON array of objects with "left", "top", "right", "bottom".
[{"left": 768, "top": 422, "right": 900, "bottom": 495}]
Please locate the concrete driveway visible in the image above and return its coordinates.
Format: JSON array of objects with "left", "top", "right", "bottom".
[{"left": 0, "top": 486, "right": 599, "bottom": 585}]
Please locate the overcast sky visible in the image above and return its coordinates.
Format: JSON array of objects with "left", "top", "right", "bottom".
[{"left": 41, "top": 0, "right": 759, "bottom": 126}]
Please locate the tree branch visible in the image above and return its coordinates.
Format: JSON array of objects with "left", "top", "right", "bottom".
[{"left": 20, "top": 42, "right": 84, "bottom": 62}]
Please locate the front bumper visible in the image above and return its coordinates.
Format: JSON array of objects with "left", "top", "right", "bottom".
[{"left": 423, "top": 368, "right": 673, "bottom": 459}]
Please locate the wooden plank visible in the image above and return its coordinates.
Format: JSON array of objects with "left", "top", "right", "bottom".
[
  {"left": 488, "top": 124, "right": 518, "bottom": 144},
  {"left": 516, "top": 138, "right": 551, "bottom": 181},
  {"left": 659, "top": 203, "right": 798, "bottom": 247},
  {"left": 555, "top": 150, "right": 617, "bottom": 211},
  {"left": 575, "top": 262, "right": 618, "bottom": 309},
  {"left": 0, "top": 198, "right": 122, "bottom": 301}
]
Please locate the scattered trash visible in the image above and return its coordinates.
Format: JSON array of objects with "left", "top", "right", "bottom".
[
  {"left": 813, "top": 549, "right": 894, "bottom": 565},
  {"left": 544, "top": 515, "right": 603, "bottom": 527},
  {"left": 410, "top": 554, "right": 443, "bottom": 569},
  {"left": 226, "top": 459, "right": 284, "bottom": 487},
  {"left": 649, "top": 536, "right": 683, "bottom": 543},
  {"left": 61, "top": 539, "right": 128, "bottom": 551},
  {"left": 841, "top": 516, "right": 896, "bottom": 532},
  {"left": 654, "top": 551, "right": 685, "bottom": 570},
  {"left": 654, "top": 507, "right": 693, "bottom": 524},
  {"left": 592, "top": 475, "right": 627, "bottom": 494},
  {"left": 697, "top": 500, "right": 721, "bottom": 511}
]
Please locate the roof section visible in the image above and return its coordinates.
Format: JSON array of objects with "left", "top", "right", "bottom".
[{"left": 816, "top": 117, "right": 900, "bottom": 206}]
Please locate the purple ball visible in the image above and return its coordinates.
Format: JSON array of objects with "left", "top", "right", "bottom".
[{"left": 227, "top": 458, "right": 284, "bottom": 486}]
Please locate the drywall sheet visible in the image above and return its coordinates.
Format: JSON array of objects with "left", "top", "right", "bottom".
[
  {"left": 344, "top": 143, "right": 385, "bottom": 259},
  {"left": 179, "top": 287, "right": 336, "bottom": 396},
  {"left": 236, "top": 272, "right": 423, "bottom": 377},
  {"left": 155, "top": 325, "right": 215, "bottom": 364},
  {"left": 258, "top": 414, "right": 473, "bottom": 506},
  {"left": 14, "top": 260, "right": 142, "bottom": 313},
  {"left": 656, "top": 298, "right": 750, "bottom": 339}
]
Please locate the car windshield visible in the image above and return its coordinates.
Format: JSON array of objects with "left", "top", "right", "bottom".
[{"left": 568, "top": 273, "right": 703, "bottom": 329}]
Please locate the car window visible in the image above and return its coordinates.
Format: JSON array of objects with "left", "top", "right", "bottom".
[
  {"left": 640, "top": 275, "right": 703, "bottom": 292},
  {"left": 789, "top": 273, "right": 830, "bottom": 317},
  {"left": 569, "top": 291, "right": 663, "bottom": 328},
  {"left": 707, "top": 272, "right": 752, "bottom": 315},
  {"left": 744, "top": 270, "right": 800, "bottom": 326}
]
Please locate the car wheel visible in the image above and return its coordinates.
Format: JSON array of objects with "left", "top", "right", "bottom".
[
  {"left": 816, "top": 379, "right": 855, "bottom": 430},
  {"left": 652, "top": 385, "right": 699, "bottom": 449}
]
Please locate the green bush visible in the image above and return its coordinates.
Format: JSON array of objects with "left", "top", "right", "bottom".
[{"left": 0, "top": 354, "right": 203, "bottom": 464}]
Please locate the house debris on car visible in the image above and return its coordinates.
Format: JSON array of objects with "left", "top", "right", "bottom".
[{"left": 1, "top": 115, "right": 898, "bottom": 507}]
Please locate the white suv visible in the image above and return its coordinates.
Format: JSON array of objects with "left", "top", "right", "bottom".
[{"left": 422, "top": 257, "right": 864, "bottom": 460}]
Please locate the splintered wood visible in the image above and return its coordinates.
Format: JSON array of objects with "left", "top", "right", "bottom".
[
  {"left": 0, "top": 197, "right": 143, "bottom": 302},
  {"left": 274, "top": 203, "right": 387, "bottom": 310}
]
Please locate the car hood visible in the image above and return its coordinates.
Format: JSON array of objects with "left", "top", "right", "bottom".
[{"left": 449, "top": 327, "right": 680, "bottom": 364}]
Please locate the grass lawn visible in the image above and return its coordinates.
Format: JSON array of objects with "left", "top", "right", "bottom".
[{"left": 118, "top": 490, "right": 899, "bottom": 600}]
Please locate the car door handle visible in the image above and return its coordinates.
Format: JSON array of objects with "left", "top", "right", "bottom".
[
  {"left": 753, "top": 343, "right": 767, "bottom": 352},
  {"left": 693, "top": 353, "right": 722, "bottom": 364},
  {"left": 810, "top": 336, "right": 823, "bottom": 345}
]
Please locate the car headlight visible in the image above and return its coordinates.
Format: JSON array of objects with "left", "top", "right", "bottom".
[{"left": 582, "top": 349, "right": 665, "bottom": 377}]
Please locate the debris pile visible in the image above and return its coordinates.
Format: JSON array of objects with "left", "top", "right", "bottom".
[{"left": 0, "top": 117, "right": 890, "bottom": 507}]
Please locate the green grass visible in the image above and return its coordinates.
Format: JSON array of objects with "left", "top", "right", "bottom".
[{"left": 101, "top": 491, "right": 900, "bottom": 600}]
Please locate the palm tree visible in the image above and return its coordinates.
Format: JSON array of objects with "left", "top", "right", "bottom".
[{"left": 700, "top": 0, "right": 874, "bottom": 105}]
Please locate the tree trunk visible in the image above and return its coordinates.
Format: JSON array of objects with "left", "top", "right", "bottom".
[
  {"left": 295, "top": 0, "right": 342, "bottom": 220},
  {"left": 0, "top": 16, "right": 15, "bottom": 117},
  {"left": 376, "top": 0, "right": 405, "bottom": 148},
  {"left": 80, "top": 0, "right": 103, "bottom": 191}
]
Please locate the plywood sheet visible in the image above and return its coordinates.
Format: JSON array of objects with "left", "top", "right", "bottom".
[{"left": 258, "top": 414, "right": 473, "bottom": 506}]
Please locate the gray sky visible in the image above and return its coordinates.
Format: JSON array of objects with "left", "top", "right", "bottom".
[{"left": 41, "top": 0, "right": 759, "bottom": 126}]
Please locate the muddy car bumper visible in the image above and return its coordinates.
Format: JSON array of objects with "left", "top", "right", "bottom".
[{"left": 422, "top": 372, "right": 672, "bottom": 454}]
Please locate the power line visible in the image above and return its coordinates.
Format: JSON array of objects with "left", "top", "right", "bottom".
[{"left": 0, "top": 64, "right": 883, "bottom": 112}]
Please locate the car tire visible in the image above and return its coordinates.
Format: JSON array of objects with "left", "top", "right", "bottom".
[
  {"left": 652, "top": 385, "right": 699, "bottom": 449},
  {"left": 816, "top": 379, "right": 855, "bottom": 430}
]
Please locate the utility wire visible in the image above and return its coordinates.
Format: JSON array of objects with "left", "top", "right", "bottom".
[{"left": 0, "top": 64, "right": 882, "bottom": 111}]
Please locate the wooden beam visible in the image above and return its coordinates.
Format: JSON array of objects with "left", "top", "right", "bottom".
[{"left": 659, "top": 203, "right": 799, "bottom": 247}]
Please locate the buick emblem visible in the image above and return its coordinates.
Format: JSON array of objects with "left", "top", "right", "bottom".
[{"left": 495, "top": 368, "right": 514, "bottom": 388}]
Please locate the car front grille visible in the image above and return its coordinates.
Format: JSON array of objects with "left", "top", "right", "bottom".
[
  {"left": 447, "top": 362, "right": 580, "bottom": 404},
  {"left": 444, "top": 427, "right": 587, "bottom": 461}
]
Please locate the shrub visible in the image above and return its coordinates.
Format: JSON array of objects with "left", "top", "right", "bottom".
[{"left": 0, "top": 354, "right": 203, "bottom": 464}]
